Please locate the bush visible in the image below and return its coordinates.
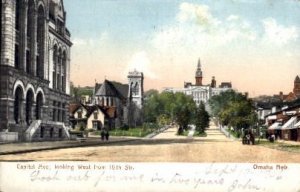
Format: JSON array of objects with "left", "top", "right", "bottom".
[{"left": 76, "top": 122, "right": 86, "bottom": 132}]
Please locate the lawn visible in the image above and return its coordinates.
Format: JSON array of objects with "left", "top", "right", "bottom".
[
  {"left": 257, "top": 139, "right": 300, "bottom": 153},
  {"left": 92, "top": 128, "right": 155, "bottom": 138}
]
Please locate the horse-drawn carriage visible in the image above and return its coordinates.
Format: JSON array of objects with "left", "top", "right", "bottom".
[{"left": 242, "top": 129, "right": 255, "bottom": 145}]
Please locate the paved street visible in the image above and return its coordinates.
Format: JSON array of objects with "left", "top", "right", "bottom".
[{"left": 1, "top": 123, "right": 300, "bottom": 162}]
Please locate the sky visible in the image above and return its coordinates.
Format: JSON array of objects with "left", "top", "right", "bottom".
[{"left": 63, "top": 0, "right": 300, "bottom": 97}]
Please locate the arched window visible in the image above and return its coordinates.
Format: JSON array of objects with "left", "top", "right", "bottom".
[
  {"left": 36, "top": 5, "right": 45, "bottom": 78},
  {"left": 14, "top": 0, "right": 21, "bottom": 69},
  {"left": 62, "top": 51, "right": 67, "bottom": 92},
  {"left": 26, "top": 90, "right": 34, "bottom": 125},
  {"left": 36, "top": 92, "right": 43, "bottom": 120},
  {"left": 27, "top": 0, "right": 35, "bottom": 74},
  {"left": 14, "top": 87, "right": 24, "bottom": 124},
  {"left": 132, "top": 82, "right": 139, "bottom": 96},
  {"left": 52, "top": 45, "right": 57, "bottom": 89},
  {"left": 15, "top": 0, "right": 21, "bottom": 31},
  {"left": 57, "top": 48, "right": 62, "bottom": 90}
]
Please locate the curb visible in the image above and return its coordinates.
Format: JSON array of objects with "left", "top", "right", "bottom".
[
  {"left": 0, "top": 138, "right": 138, "bottom": 156},
  {"left": 144, "top": 127, "right": 170, "bottom": 139}
]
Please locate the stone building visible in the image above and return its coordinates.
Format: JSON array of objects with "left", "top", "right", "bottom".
[
  {"left": 92, "top": 70, "right": 144, "bottom": 128},
  {"left": 0, "top": 0, "right": 72, "bottom": 142},
  {"left": 164, "top": 58, "right": 232, "bottom": 106}
]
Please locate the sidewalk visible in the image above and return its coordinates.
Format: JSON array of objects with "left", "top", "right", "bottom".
[{"left": 0, "top": 137, "right": 138, "bottom": 156}]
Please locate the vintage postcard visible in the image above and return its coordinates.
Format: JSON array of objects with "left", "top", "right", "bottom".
[{"left": 0, "top": 0, "right": 300, "bottom": 191}]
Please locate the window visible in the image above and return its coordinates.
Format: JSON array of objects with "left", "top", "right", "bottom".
[
  {"left": 15, "top": 0, "right": 21, "bottom": 30},
  {"left": 53, "top": 46, "right": 57, "bottom": 89},
  {"left": 36, "top": 5, "right": 45, "bottom": 78},
  {"left": 14, "top": 87, "right": 23, "bottom": 124},
  {"left": 78, "top": 111, "right": 82, "bottom": 119},
  {"left": 52, "top": 101, "right": 56, "bottom": 121},
  {"left": 26, "top": 50, "right": 31, "bottom": 73},
  {"left": 50, "top": 127, "right": 54, "bottom": 138},
  {"left": 14, "top": 45, "right": 20, "bottom": 69},
  {"left": 94, "top": 112, "right": 98, "bottom": 120},
  {"left": 57, "top": 102, "right": 61, "bottom": 122},
  {"left": 132, "top": 82, "right": 139, "bottom": 96},
  {"left": 92, "top": 121, "right": 98, "bottom": 129},
  {"left": 111, "top": 98, "right": 114, "bottom": 106}
]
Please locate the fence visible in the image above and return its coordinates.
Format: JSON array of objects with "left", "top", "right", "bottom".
[{"left": 219, "top": 125, "right": 231, "bottom": 138}]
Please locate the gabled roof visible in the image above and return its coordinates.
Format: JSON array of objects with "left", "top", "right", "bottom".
[
  {"left": 94, "top": 83, "right": 102, "bottom": 94},
  {"left": 85, "top": 105, "right": 116, "bottom": 119},
  {"left": 69, "top": 102, "right": 87, "bottom": 114},
  {"left": 111, "top": 81, "right": 129, "bottom": 99},
  {"left": 95, "top": 80, "right": 118, "bottom": 96},
  {"left": 94, "top": 80, "right": 129, "bottom": 100}
]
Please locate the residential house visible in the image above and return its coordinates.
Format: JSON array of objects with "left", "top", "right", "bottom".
[{"left": 69, "top": 102, "right": 116, "bottom": 131}]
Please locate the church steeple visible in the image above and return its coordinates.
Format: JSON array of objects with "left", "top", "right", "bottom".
[
  {"left": 195, "top": 58, "right": 203, "bottom": 86},
  {"left": 294, "top": 75, "right": 300, "bottom": 96}
]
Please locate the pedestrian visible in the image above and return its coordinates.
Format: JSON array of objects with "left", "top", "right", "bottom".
[
  {"left": 101, "top": 129, "right": 105, "bottom": 141},
  {"left": 105, "top": 130, "right": 109, "bottom": 141}
]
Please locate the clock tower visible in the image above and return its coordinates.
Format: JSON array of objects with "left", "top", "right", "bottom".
[{"left": 195, "top": 58, "right": 203, "bottom": 86}]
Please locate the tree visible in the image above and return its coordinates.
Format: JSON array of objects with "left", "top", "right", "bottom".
[
  {"left": 172, "top": 93, "right": 196, "bottom": 131},
  {"left": 209, "top": 90, "right": 258, "bottom": 135},
  {"left": 143, "top": 91, "right": 196, "bottom": 134},
  {"left": 144, "top": 89, "right": 159, "bottom": 100},
  {"left": 195, "top": 101, "right": 210, "bottom": 134}
]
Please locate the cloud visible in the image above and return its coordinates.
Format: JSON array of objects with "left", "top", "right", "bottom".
[
  {"left": 152, "top": 2, "right": 256, "bottom": 55},
  {"left": 177, "top": 2, "right": 220, "bottom": 29},
  {"left": 125, "top": 51, "right": 157, "bottom": 79},
  {"left": 227, "top": 15, "right": 239, "bottom": 21},
  {"left": 262, "top": 18, "right": 299, "bottom": 45}
]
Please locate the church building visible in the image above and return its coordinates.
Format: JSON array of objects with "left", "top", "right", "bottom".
[
  {"left": 0, "top": 0, "right": 72, "bottom": 142},
  {"left": 164, "top": 58, "right": 232, "bottom": 105},
  {"left": 92, "top": 70, "right": 144, "bottom": 128}
]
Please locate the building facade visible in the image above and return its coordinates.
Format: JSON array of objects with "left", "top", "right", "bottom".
[
  {"left": 164, "top": 59, "right": 232, "bottom": 106},
  {"left": 0, "top": 0, "right": 72, "bottom": 142}
]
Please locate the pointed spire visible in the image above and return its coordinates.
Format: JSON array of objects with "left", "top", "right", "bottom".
[
  {"left": 197, "top": 58, "right": 201, "bottom": 69},
  {"left": 195, "top": 58, "right": 202, "bottom": 78},
  {"left": 295, "top": 75, "right": 300, "bottom": 83}
]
